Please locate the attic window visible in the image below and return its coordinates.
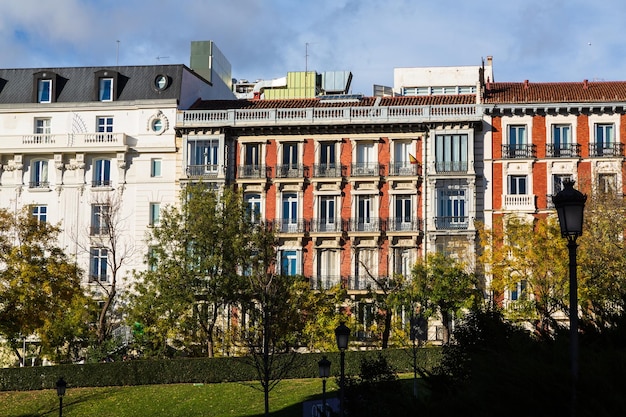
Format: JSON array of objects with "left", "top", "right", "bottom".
[
  {"left": 94, "top": 69, "right": 119, "bottom": 102},
  {"left": 33, "top": 71, "right": 58, "bottom": 103}
]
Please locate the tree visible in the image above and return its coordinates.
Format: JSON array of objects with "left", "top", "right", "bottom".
[
  {"left": 127, "top": 183, "right": 251, "bottom": 358},
  {"left": 0, "top": 207, "right": 87, "bottom": 364},
  {"left": 239, "top": 223, "right": 304, "bottom": 417},
  {"left": 408, "top": 252, "right": 479, "bottom": 344},
  {"left": 577, "top": 191, "right": 626, "bottom": 328},
  {"left": 478, "top": 216, "right": 569, "bottom": 335}
]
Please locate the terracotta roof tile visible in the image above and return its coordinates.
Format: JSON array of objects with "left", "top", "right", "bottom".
[
  {"left": 484, "top": 81, "right": 626, "bottom": 104},
  {"left": 191, "top": 94, "right": 476, "bottom": 110}
]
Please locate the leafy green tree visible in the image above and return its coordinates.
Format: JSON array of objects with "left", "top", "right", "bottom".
[
  {"left": 479, "top": 216, "right": 570, "bottom": 335},
  {"left": 239, "top": 223, "right": 304, "bottom": 417},
  {"left": 408, "top": 252, "right": 479, "bottom": 344},
  {"left": 127, "top": 183, "right": 251, "bottom": 358},
  {"left": 577, "top": 191, "right": 626, "bottom": 328},
  {"left": 0, "top": 208, "right": 88, "bottom": 364}
]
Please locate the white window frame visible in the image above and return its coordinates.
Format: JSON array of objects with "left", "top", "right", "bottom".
[
  {"left": 244, "top": 193, "right": 262, "bottom": 223},
  {"left": 99, "top": 78, "right": 114, "bottom": 102},
  {"left": 31, "top": 205, "right": 47, "bottom": 222},
  {"left": 38, "top": 79, "right": 52, "bottom": 103},
  {"left": 30, "top": 159, "right": 49, "bottom": 188},
  {"left": 91, "top": 204, "right": 110, "bottom": 235},
  {"left": 508, "top": 175, "right": 528, "bottom": 195},
  {"left": 90, "top": 247, "right": 108, "bottom": 282},
  {"left": 93, "top": 158, "right": 111, "bottom": 187},
  {"left": 150, "top": 159, "right": 162, "bottom": 177},
  {"left": 279, "top": 249, "right": 301, "bottom": 276},
  {"left": 149, "top": 203, "right": 160, "bottom": 226}
]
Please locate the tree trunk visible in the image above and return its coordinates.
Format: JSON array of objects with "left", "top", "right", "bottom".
[
  {"left": 381, "top": 307, "right": 392, "bottom": 349},
  {"left": 441, "top": 310, "right": 451, "bottom": 345}
]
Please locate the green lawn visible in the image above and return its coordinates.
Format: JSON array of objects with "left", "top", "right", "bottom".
[{"left": 1, "top": 378, "right": 334, "bottom": 417}]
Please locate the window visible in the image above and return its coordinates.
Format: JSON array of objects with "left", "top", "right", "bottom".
[
  {"left": 99, "top": 78, "right": 113, "bottom": 101},
  {"left": 281, "top": 193, "right": 298, "bottom": 232},
  {"left": 90, "top": 248, "right": 108, "bottom": 282},
  {"left": 187, "top": 139, "right": 219, "bottom": 175},
  {"left": 318, "top": 195, "right": 336, "bottom": 231},
  {"left": 435, "top": 134, "right": 468, "bottom": 172},
  {"left": 394, "top": 195, "right": 412, "bottom": 230},
  {"left": 31, "top": 205, "right": 47, "bottom": 222},
  {"left": 355, "top": 248, "right": 377, "bottom": 289},
  {"left": 316, "top": 249, "right": 339, "bottom": 289},
  {"left": 437, "top": 189, "right": 467, "bottom": 229},
  {"left": 392, "top": 140, "right": 417, "bottom": 175},
  {"left": 38, "top": 79, "right": 52, "bottom": 103},
  {"left": 151, "top": 119, "right": 163, "bottom": 132},
  {"left": 34, "top": 118, "right": 51, "bottom": 139},
  {"left": 317, "top": 141, "right": 338, "bottom": 176},
  {"left": 91, "top": 204, "right": 110, "bottom": 235},
  {"left": 93, "top": 159, "right": 111, "bottom": 187},
  {"left": 280, "top": 250, "right": 300, "bottom": 276},
  {"left": 505, "top": 125, "right": 529, "bottom": 158},
  {"left": 148, "top": 247, "right": 159, "bottom": 272},
  {"left": 354, "top": 142, "right": 376, "bottom": 175},
  {"left": 282, "top": 143, "right": 298, "bottom": 167},
  {"left": 245, "top": 143, "right": 261, "bottom": 165},
  {"left": 594, "top": 123, "right": 616, "bottom": 156},
  {"left": 97, "top": 117, "right": 114, "bottom": 141},
  {"left": 598, "top": 173, "right": 617, "bottom": 194},
  {"left": 510, "top": 280, "right": 528, "bottom": 301},
  {"left": 552, "top": 174, "right": 571, "bottom": 195},
  {"left": 244, "top": 193, "right": 262, "bottom": 223},
  {"left": 394, "top": 248, "right": 412, "bottom": 277},
  {"left": 151, "top": 159, "right": 162, "bottom": 177},
  {"left": 357, "top": 195, "right": 375, "bottom": 231},
  {"left": 30, "top": 160, "right": 49, "bottom": 188},
  {"left": 508, "top": 175, "right": 527, "bottom": 195},
  {"left": 149, "top": 203, "right": 160, "bottom": 226}
]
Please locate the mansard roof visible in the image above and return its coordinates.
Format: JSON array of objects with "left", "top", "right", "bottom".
[
  {"left": 0, "top": 65, "right": 194, "bottom": 104},
  {"left": 484, "top": 81, "right": 626, "bottom": 104},
  {"left": 191, "top": 94, "right": 476, "bottom": 110}
]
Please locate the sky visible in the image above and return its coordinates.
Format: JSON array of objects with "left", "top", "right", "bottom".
[{"left": 1, "top": 0, "right": 626, "bottom": 95}]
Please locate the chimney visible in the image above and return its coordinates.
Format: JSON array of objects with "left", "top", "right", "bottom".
[
  {"left": 524, "top": 79, "right": 529, "bottom": 89},
  {"left": 583, "top": 79, "right": 589, "bottom": 89},
  {"left": 486, "top": 56, "right": 493, "bottom": 67}
]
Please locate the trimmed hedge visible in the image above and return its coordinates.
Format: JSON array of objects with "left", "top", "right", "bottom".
[{"left": 0, "top": 348, "right": 441, "bottom": 392}]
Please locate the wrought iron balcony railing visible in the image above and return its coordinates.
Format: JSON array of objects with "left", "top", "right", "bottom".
[
  {"left": 350, "top": 163, "right": 382, "bottom": 177},
  {"left": 545, "top": 144, "right": 580, "bottom": 158},
  {"left": 501, "top": 144, "right": 536, "bottom": 159},
  {"left": 274, "top": 164, "right": 305, "bottom": 178},
  {"left": 270, "top": 218, "right": 308, "bottom": 233},
  {"left": 388, "top": 162, "right": 422, "bottom": 176},
  {"left": 310, "top": 219, "right": 343, "bottom": 233},
  {"left": 588, "top": 142, "right": 624, "bottom": 157},
  {"left": 435, "top": 216, "right": 469, "bottom": 230},
  {"left": 237, "top": 165, "right": 269, "bottom": 179},
  {"left": 434, "top": 160, "right": 468, "bottom": 173},
  {"left": 310, "top": 275, "right": 342, "bottom": 290},
  {"left": 312, "top": 164, "right": 346, "bottom": 178},
  {"left": 186, "top": 164, "right": 221, "bottom": 177}
]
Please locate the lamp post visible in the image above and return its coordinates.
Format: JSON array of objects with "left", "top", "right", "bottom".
[
  {"left": 56, "top": 377, "right": 67, "bottom": 417},
  {"left": 335, "top": 322, "right": 350, "bottom": 417},
  {"left": 318, "top": 356, "right": 331, "bottom": 417},
  {"left": 552, "top": 179, "right": 586, "bottom": 417}
]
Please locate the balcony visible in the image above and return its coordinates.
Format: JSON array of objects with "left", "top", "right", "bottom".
[
  {"left": 347, "top": 275, "right": 389, "bottom": 291},
  {"left": 389, "top": 162, "right": 422, "bottom": 177},
  {"left": 545, "top": 144, "right": 581, "bottom": 158},
  {"left": 275, "top": 164, "right": 305, "bottom": 179},
  {"left": 386, "top": 217, "right": 422, "bottom": 233},
  {"left": 237, "top": 165, "right": 269, "bottom": 179},
  {"left": 310, "top": 219, "right": 343, "bottom": 233},
  {"left": 186, "top": 164, "right": 221, "bottom": 178},
  {"left": 270, "top": 218, "right": 308, "bottom": 233},
  {"left": 92, "top": 180, "right": 112, "bottom": 188},
  {"left": 589, "top": 143, "right": 624, "bottom": 157},
  {"left": 435, "top": 216, "right": 469, "bottom": 230},
  {"left": 501, "top": 144, "right": 536, "bottom": 159},
  {"left": 177, "top": 104, "right": 483, "bottom": 128},
  {"left": 312, "top": 164, "right": 346, "bottom": 178},
  {"left": 310, "top": 275, "right": 342, "bottom": 290},
  {"left": 503, "top": 194, "right": 536, "bottom": 211},
  {"left": 434, "top": 160, "right": 468, "bottom": 174},
  {"left": 350, "top": 163, "right": 382, "bottom": 177},
  {"left": 347, "top": 218, "right": 381, "bottom": 232},
  {"left": 0, "top": 133, "right": 128, "bottom": 153},
  {"left": 28, "top": 180, "right": 50, "bottom": 189}
]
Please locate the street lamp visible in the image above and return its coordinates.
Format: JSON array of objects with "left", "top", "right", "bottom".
[
  {"left": 56, "top": 377, "right": 67, "bottom": 417},
  {"left": 318, "top": 356, "right": 331, "bottom": 417},
  {"left": 552, "top": 179, "right": 587, "bottom": 417},
  {"left": 335, "top": 321, "right": 350, "bottom": 417}
]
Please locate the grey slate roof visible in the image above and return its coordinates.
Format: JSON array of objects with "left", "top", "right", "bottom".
[{"left": 0, "top": 64, "right": 191, "bottom": 104}]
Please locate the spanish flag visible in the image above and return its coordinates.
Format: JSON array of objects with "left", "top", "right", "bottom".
[{"left": 409, "top": 153, "right": 418, "bottom": 164}]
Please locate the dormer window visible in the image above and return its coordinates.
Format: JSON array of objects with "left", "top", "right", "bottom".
[
  {"left": 33, "top": 71, "right": 57, "bottom": 103},
  {"left": 94, "top": 70, "right": 119, "bottom": 102},
  {"left": 99, "top": 78, "right": 114, "bottom": 101}
]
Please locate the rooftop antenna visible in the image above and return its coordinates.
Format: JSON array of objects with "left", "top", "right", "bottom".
[
  {"left": 156, "top": 56, "right": 170, "bottom": 64},
  {"left": 116, "top": 40, "right": 120, "bottom": 66}
]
